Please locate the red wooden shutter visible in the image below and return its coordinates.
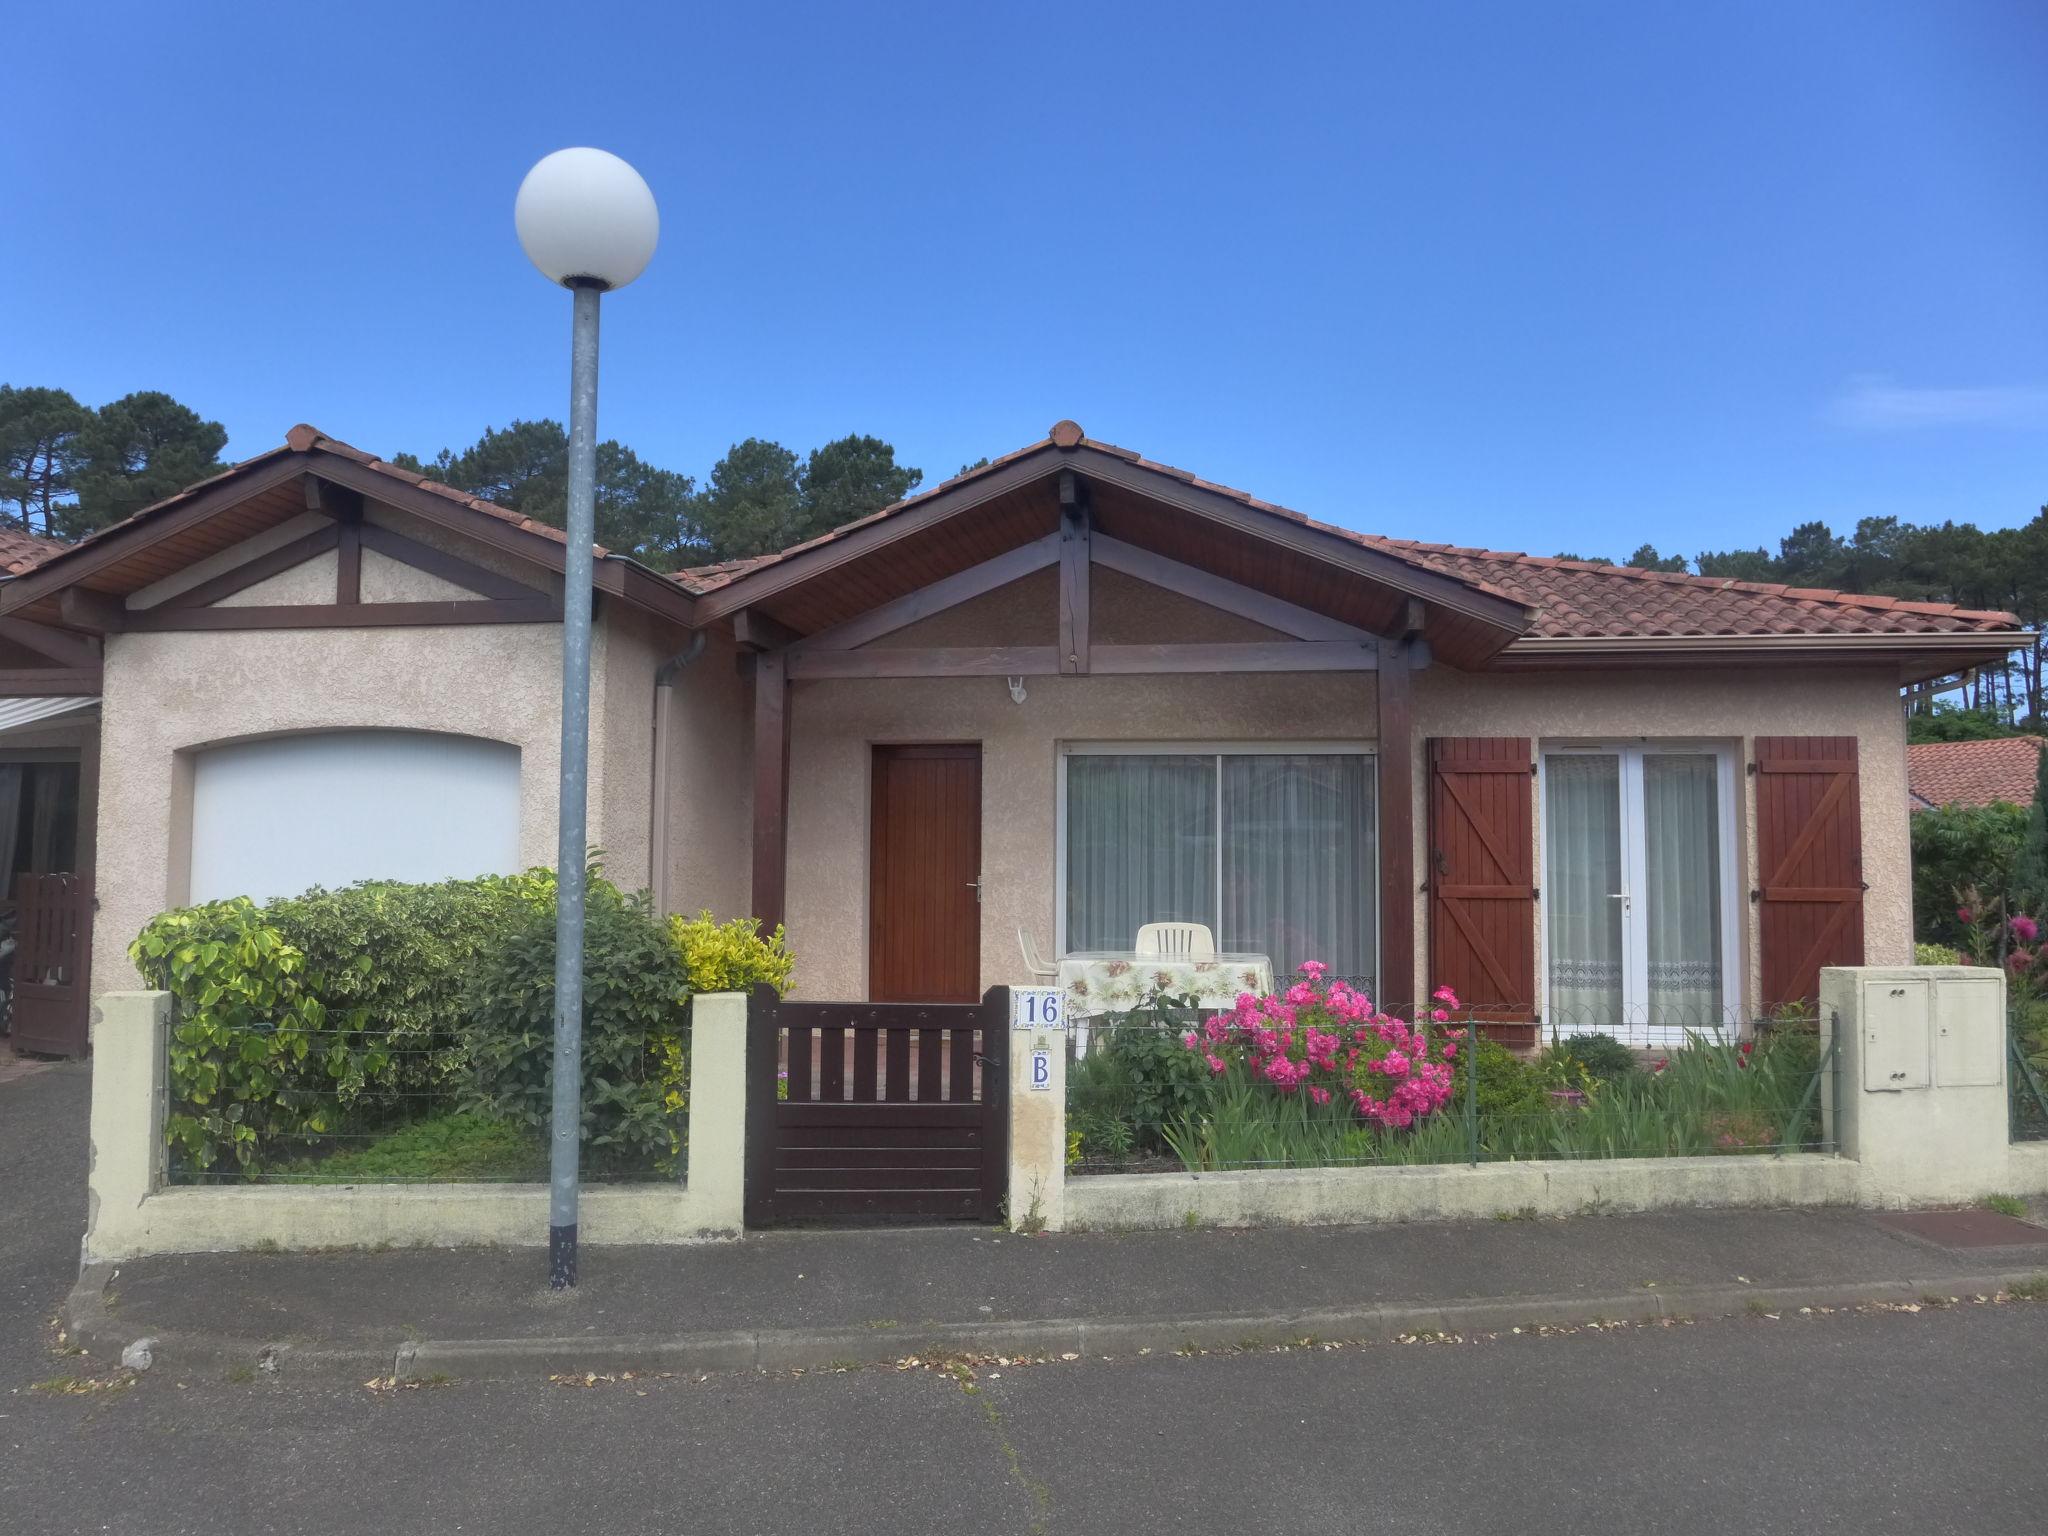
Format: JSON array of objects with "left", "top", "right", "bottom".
[
  {"left": 1755, "top": 736, "right": 1864, "bottom": 1012},
  {"left": 1428, "top": 738, "right": 1537, "bottom": 1033}
]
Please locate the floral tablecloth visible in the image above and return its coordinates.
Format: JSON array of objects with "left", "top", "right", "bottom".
[{"left": 1056, "top": 952, "right": 1275, "bottom": 1018}]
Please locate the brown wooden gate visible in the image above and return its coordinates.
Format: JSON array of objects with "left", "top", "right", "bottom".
[
  {"left": 744, "top": 985, "right": 1009, "bottom": 1227},
  {"left": 8, "top": 872, "right": 94, "bottom": 1058}
]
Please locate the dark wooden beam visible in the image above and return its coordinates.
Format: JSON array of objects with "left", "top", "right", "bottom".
[
  {"left": 1059, "top": 472, "right": 1090, "bottom": 675},
  {"left": 303, "top": 451, "right": 697, "bottom": 629},
  {"left": 1091, "top": 536, "right": 1378, "bottom": 642},
  {"left": 1400, "top": 597, "right": 1426, "bottom": 642},
  {"left": 751, "top": 651, "right": 790, "bottom": 935},
  {"left": 0, "top": 667, "right": 102, "bottom": 696},
  {"left": 120, "top": 597, "right": 561, "bottom": 632},
  {"left": 58, "top": 589, "right": 127, "bottom": 634},
  {"left": 693, "top": 447, "right": 1065, "bottom": 622},
  {"left": 1091, "top": 642, "right": 1378, "bottom": 674},
  {"left": 1375, "top": 635, "right": 1416, "bottom": 1017},
  {"left": 158, "top": 524, "right": 341, "bottom": 611},
  {"left": 0, "top": 452, "right": 310, "bottom": 619},
  {"left": 732, "top": 609, "right": 804, "bottom": 652},
  {"left": 354, "top": 522, "right": 548, "bottom": 602},
  {"left": 792, "top": 533, "right": 1062, "bottom": 653},
  {"left": 1067, "top": 446, "right": 1535, "bottom": 637},
  {"left": 0, "top": 618, "right": 101, "bottom": 670},
  {"left": 303, "top": 473, "right": 365, "bottom": 522},
  {"left": 784, "top": 640, "right": 1379, "bottom": 680},
  {"left": 786, "top": 646, "right": 1061, "bottom": 680},
  {"left": 336, "top": 520, "right": 362, "bottom": 604}
]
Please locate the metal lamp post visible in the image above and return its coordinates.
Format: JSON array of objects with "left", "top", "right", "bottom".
[{"left": 514, "top": 147, "right": 660, "bottom": 1289}]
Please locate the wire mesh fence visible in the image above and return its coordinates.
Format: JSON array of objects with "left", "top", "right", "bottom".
[
  {"left": 161, "top": 1016, "right": 689, "bottom": 1186},
  {"left": 2012, "top": 1017, "right": 2048, "bottom": 1144},
  {"left": 1064, "top": 986, "right": 1837, "bottom": 1177}
]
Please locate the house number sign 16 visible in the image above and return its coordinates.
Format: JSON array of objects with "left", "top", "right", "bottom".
[{"left": 1012, "top": 988, "right": 1062, "bottom": 1030}]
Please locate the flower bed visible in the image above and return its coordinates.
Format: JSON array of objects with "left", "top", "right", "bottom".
[{"left": 1065, "top": 967, "right": 1830, "bottom": 1174}]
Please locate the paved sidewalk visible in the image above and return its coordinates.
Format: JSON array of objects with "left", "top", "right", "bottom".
[{"left": 71, "top": 1204, "right": 2048, "bottom": 1381}]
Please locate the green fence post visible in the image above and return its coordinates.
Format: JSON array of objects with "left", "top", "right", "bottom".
[{"left": 1465, "top": 1019, "right": 1480, "bottom": 1166}]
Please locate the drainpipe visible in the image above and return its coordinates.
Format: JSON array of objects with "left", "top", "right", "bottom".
[{"left": 650, "top": 632, "right": 708, "bottom": 916}]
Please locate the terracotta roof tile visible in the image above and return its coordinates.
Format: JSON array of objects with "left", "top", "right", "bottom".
[
  {"left": 1908, "top": 737, "right": 2044, "bottom": 811},
  {"left": 0, "top": 526, "right": 66, "bottom": 577},
  {"left": 678, "top": 423, "right": 2025, "bottom": 641}
]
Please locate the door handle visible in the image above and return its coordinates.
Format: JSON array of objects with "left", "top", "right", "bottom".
[{"left": 967, "top": 879, "right": 983, "bottom": 903}]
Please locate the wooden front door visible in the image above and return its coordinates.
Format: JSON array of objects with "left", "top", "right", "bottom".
[{"left": 870, "top": 744, "right": 982, "bottom": 1003}]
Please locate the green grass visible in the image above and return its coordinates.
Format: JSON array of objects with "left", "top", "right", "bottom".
[
  {"left": 2006, "top": 1275, "right": 2048, "bottom": 1301},
  {"left": 279, "top": 1112, "right": 547, "bottom": 1184},
  {"left": 1980, "top": 1194, "right": 2029, "bottom": 1219}
]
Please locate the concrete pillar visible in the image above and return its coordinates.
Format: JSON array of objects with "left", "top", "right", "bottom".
[
  {"left": 84, "top": 991, "right": 170, "bottom": 1264},
  {"left": 1820, "top": 965, "right": 2011, "bottom": 1205},
  {"left": 683, "top": 991, "right": 748, "bottom": 1231},
  {"left": 1009, "top": 1024, "right": 1066, "bottom": 1232}
]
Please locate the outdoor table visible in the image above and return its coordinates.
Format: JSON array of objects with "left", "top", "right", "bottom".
[{"left": 1055, "top": 951, "right": 1276, "bottom": 1019}]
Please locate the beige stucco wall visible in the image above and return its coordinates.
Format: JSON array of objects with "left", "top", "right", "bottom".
[
  {"left": 88, "top": 500, "right": 671, "bottom": 997},
  {"left": 1409, "top": 665, "right": 1913, "bottom": 1017},
  {"left": 780, "top": 575, "right": 1375, "bottom": 999},
  {"left": 660, "top": 626, "right": 753, "bottom": 921},
  {"left": 775, "top": 638, "right": 1909, "bottom": 1014}
]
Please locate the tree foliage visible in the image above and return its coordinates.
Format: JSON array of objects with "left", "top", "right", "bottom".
[
  {"left": 1910, "top": 802, "right": 2030, "bottom": 947},
  {"left": 392, "top": 419, "right": 703, "bottom": 570},
  {"left": 0, "top": 385, "right": 227, "bottom": 538}
]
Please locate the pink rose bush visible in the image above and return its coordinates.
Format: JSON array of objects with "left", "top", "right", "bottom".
[{"left": 1181, "top": 963, "right": 1458, "bottom": 1131}]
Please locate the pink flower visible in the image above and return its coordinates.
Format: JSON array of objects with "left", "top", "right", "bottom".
[
  {"left": 1299, "top": 960, "right": 1329, "bottom": 980},
  {"left": 2014, "top": 915, "right": 2041, "bottom": 944},
  {"left": 1204, "top": 1053, "right": 1226, "bottom": 1074},
  {"left": 1441, "top": 1042, "right": 1457, "bottom": 1059},
  {"left": 1957, "top": 906, "right": 1974, "bottom": 924},
  {"left": 1431, "top": 985, "right": 1459, "bottom": 1006}
]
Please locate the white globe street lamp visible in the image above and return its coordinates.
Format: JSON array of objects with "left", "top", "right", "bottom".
[{"left": 516, "top": 147, "right": 658, "bottom": 1290}]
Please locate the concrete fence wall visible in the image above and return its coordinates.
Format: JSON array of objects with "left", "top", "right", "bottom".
[
  {"left": 1011, "top": 966, "right": 2048, "bottom": 1234},
  {"left": 83, "top": 991, "right": 751, "bottom": 1263},
  {"left": 85, "top": 968, "right": 2048, "bottom": 1257}
]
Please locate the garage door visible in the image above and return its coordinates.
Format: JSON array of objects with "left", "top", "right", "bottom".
[{"left": 189, "top": 731, "right": 521, "bottom": 903}]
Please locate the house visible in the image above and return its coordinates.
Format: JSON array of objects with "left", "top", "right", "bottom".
[
  {"left": 0, "top": 419, "right": 2026, "bottom": 1057},
  {"left": 1907, "top": 735, "right": 2043, "bottom": 813}
]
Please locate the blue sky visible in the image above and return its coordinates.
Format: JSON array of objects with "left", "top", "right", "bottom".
[{"left": 6, "top": 2, "right": 2044, "bottom": 561}]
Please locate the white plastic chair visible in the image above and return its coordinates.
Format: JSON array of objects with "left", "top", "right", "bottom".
[
  {"left": 1017, "top": 927, "right": 1058, "bottom": 982},
  {"left": 1134, "top": 922, "right": 1216, "bottom": 960}
]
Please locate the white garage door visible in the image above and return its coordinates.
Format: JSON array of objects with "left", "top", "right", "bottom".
[{"left": 189, "top": 731, "right": 521, "bottom": 903}]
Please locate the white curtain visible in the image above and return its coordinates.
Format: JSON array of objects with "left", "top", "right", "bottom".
[
  {"left": 1643, "top": 754, "right": 1724, "bottom": 1026},
  {"left": 1220, "top": 755, "right": 1376, "bottom": 985},
  {"left": 1545, "top": 754, "right": 1623, "bottom": 1027},
  {"left": 1064, "top": 755, "right": 1216, "bottom": 952}
]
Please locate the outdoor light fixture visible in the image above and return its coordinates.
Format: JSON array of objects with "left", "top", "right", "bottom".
[{"left": 516, "top": 147, "right": 659, "bottom": 1290}]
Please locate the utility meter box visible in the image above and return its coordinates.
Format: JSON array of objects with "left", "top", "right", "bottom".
[
  {"left": 1859, "top": 976, "right": 1931, "bottom": 1092},
  {"left": 1932, "top": 972, "right": 2005, "bottom": 1088}
]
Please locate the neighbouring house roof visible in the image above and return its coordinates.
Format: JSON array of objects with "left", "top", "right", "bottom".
[
  {"left": 0, "top": 526, "right": 66, "bottom": 577},
  {"left": 1907, "top": 736, "right": 2045, "bottom": 812},
  {"left": 677, "top": 422, "right": 2023, "bottom": 647}
]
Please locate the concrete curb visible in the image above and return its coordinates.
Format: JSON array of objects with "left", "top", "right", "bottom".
[{"left": 67, "top": 1262, "right": 2047, "bottom": 1385}]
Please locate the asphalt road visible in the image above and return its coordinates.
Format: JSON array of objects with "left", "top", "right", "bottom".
[{"left": 6, "top": 1064, "right": 2047, "bottom": 1535}]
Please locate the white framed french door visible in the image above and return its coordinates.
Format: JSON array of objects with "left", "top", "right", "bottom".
[{"left": 1539, "top": 744, "right": 1741, "bottom": 1044}]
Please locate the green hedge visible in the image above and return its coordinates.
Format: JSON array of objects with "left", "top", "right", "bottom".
[{"left": 132, "top": 870, "right": 793, "bottom": 1181}]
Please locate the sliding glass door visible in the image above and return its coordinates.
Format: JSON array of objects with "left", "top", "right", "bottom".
[
  {"left": 1542, "top": 746, "right": 1736, "bottom": 1042},
  {"left": 1062, "top": 747, "right": 1377, "bottom": 986}
]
